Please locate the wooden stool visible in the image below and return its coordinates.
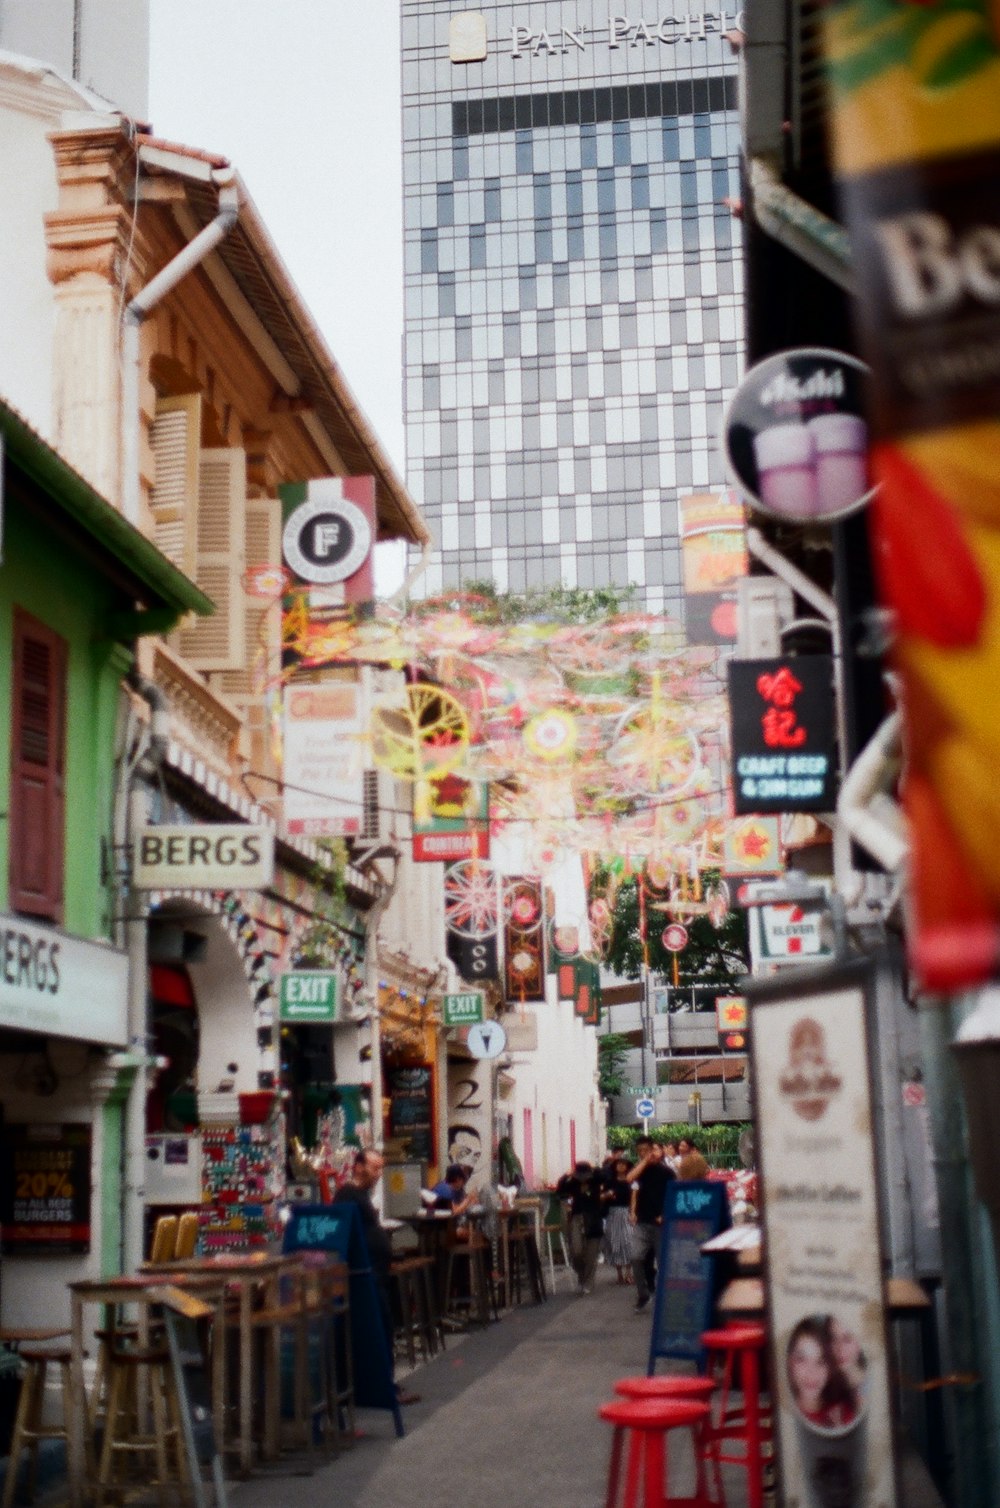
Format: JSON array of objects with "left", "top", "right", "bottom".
[
  {"left": 701, "top": 1324, "right": 773, "bottom": 1508},
  {"left": 542, "top": 1221, "right": 574, "bottom": 1293},
  {"left": 249, "top": 1265, "right": 322, "bottom": 1470},
  {"left": 2, "top": 1341, "right": 80, "bottom": 1508},
  {"left": 599, "top": 1396, "right": 715, "bottom": 1508},
  {"left": 95, "top": 1342, "right": 186, "bottom": 1508},
  {"left": 314, "top": 1261, "right": 354, "bottom": 1454},
  {"left": 443, "top": 1234, "right": 497, "bottom": 1327}
]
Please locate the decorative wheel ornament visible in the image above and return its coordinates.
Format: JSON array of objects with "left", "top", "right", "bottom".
[
  {"left": 549, "top": 918, "right": 581, "bottom": 958},
  {"left": 444, "top": 861, "right": 500, "bottom": 938},
  {"left": 244, "top": 564, "right": 291, "bottom": 598},
  {"left": 523, "top": 708, "right": 578, "bottom": 763},
  {"left": 369, "top": 683, "right": 469, "bottom": 780},
  {"left": 503, "top": 879, "right": 543, "bottom": 932},
  {"left": 588, "top": 898, "right": 614, "bottom": 958}
]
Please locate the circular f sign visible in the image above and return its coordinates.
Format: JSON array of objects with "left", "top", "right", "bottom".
[{"left": 283, "top": 497, "right": 373, "bottom": 585}]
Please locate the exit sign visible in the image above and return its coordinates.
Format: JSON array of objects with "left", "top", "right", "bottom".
[
  {"left": 443, "top": 992, "right": 485, "bottom": 1026},
  {"left": 279, "top": 971, "right": 338, "bottom": 1022}
]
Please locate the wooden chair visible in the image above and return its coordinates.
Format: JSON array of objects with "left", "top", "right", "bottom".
[
  {"left": 150, "top": 1215, "right": 179, "bottom": 1265},
  {"left": 174, "top": 1211, "right": 199, "bottom": 1262}
]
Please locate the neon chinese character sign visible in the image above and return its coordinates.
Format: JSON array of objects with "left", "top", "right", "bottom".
[{"left": 728, "top": 657, "right": 836, "bottom": 815}]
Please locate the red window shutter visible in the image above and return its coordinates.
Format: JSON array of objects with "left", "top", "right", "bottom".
[{"left": 9, "top": 610, "right": 66, "bottom": 921}]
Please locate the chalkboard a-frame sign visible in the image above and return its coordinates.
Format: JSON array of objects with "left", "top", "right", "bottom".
[{"left": 647, "top": 1180, "right": 730, "bottom": 1373}]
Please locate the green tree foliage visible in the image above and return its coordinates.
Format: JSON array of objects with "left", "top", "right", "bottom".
[
  {"left": 594, "top": 867, "right": 749, "bottom": 985},
  {"left": 606, "top": 1121, "right": 752, "bottom": 1165},
  {"left": 597, "top": 1032, "right": 632, "bottom": 1099}
]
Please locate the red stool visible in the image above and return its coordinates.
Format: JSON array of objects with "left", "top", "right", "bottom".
[
  {"left": 701, "top": 1324, "right": 773, "bottom": 1508},
  {"left": 613, "top": 1379, "right": 723, "bottom": 1506},
  {"left": 598, "top": 1396, "right": 715, "bottom": 1508}
]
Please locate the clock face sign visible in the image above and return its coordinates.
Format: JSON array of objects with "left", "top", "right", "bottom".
[{"left": 282, "top": 495, "right": 373, "bottom": 585}]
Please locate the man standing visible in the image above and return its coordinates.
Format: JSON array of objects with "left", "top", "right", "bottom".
[
  {"left": 555, "top": 1160, "right": 606, "bottom": 1295},
  {"left": 334, "top": 1148, "right": 421, "bottom": 1405},
  {"left": 629, "top": 1137, "right": 676, "bottom": 1311}
]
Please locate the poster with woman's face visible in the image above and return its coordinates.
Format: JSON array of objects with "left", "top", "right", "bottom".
[{"left": 750, "top": 969, "right": 898, "bottom": 1508}]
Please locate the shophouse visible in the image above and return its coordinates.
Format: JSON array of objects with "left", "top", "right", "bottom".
[
  {"left": 0, "top": 50, "right": 449, "bottom": 1294},
  {"left": 0, "top": 398, "right": 207, "bottom": 1323}
]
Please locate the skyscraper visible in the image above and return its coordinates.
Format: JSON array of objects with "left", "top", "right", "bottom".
[{"left": 402, "top": 2, "right": 743, "bottom": 613}]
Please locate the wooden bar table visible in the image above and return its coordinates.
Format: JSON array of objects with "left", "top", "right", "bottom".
[
  {"left": 142, "top": 1251, "right": 301, "bottom": 1477},
  {"left": 67, "top": 1272, "right": 227, "bottom": 1508}
]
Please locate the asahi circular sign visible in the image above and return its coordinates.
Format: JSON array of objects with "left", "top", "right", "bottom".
[
  {"left": 282, "top": 495, "right": 373, "bottom": 585},
  {"left": 722, "top": 349, "right": 876, "bottom": 524}
]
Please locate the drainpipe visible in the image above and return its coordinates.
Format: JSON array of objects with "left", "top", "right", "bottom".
[
  {"left": 120, "top": 169, "right": 240, "bottom": 524},
  {"left": 114, "top": 667, "right": 171, "bottom": 1275}
]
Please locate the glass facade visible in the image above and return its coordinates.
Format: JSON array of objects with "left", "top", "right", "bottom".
[{"left": 402, "top": 2, "right": 743, "bottom": 613}]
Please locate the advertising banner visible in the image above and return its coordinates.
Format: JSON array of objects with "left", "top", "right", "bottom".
[
  {"left": 716, "top": 994, "right": 748, "bottom": 1050},
  {"left": 822, "top": 0, "right": 1000, "bottom": 990},
  {"left": 723, "top": 350, "right": 874, "bottom": 525},
  {"left": 283, "top": 681, "right": 365, "bottom": 837},
  {"left": 0, "top": 1123, "right": 92, "bottom": 1252},
  {"left": 679, "top": 491, "right": 747, "bottom": 645},
  {"left": 749, "top": 962, "right": 898, "bottom": 1508},
  {"left": 728, "top": 658, "right": 837, "bottom": 814},
  {"left": 412, "top": 774, "right": 490, "bottom": 863}
]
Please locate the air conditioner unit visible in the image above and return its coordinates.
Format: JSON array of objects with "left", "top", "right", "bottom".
[{"left": 736, "top": 575, "right": 795, "bottom": 657}]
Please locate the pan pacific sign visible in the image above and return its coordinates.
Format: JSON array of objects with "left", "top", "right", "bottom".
[{"left": 449, "top": 10, "right": 743, "bottom": 62}]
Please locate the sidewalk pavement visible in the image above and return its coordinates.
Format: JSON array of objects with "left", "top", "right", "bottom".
[{"left": 229, "top": 1270, "right": 947, "bottom": 1508}]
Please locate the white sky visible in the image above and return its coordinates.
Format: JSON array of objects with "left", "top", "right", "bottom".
[{"left": 148, "top": 0, "right": 406, "bottom": 478}]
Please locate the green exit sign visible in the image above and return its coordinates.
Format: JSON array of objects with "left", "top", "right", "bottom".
[
  {"left": 443, "top": 992, "right": 485, "bottom": 1026},
  {"left": 279, "top": 971, "right": 338, "bottom": 1022}
]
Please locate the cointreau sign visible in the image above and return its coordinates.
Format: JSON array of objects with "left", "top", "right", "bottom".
[{"left": 727, "top": 656, "right": 836, "bottom": 815}]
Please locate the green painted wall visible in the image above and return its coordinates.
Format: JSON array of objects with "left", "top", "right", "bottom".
[{"left": 0, "top": 486, "right": 131, "bottom": 939}]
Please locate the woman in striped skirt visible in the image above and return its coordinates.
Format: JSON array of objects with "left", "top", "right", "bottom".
[{"left": 601, "top": 1155, "right": 635, "bottom": 1284}]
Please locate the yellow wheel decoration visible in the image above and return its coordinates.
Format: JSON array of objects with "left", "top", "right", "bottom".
[{"left": 369, "top": 683, "right": 469, "bottom": 781}]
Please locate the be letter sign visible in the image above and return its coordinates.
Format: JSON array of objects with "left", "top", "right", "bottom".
[{"left": 132, "top": 825, "right": 275, "bottom": 890}]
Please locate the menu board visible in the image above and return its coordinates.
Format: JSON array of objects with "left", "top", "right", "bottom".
[
  {"left": 387, "top": 1065, "right": 434, "bottom": 1163},
  {"left": 648, "top": 1180, "right": 730, "bottom": 1369},
  {"left": 0, "top": 1123, "right": 91, "bottom": 1253}
]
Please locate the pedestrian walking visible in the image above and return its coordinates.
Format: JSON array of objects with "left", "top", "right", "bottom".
[
  {"left": 676, "top": 1135, "right": 710, "bottom": 1179},
  {"left": 600, "top": 1155, "right": 635, "bottom": 1285},
  {"left": 555, "top": 1159, "right": 606, "bottom": 1294},
  {"left": 628, "top": 1135, "right": 676, "bottom": 1311}
]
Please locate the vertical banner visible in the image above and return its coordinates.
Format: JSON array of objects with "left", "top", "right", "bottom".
[
  {"left": 679, "top": 490, "right": 747, "bottom": 646},
  {"left": 412, "top": 774, "right": 490, "bottom": 862},
  {"left": 444, "top": 860, "right": 500, "bottom": 984},
  {"left": 722, "top": 816, "right": 784, "bottom": 877},
  {"left": 503, "top": 876, "right": 546, "bottom": 1003},
  {"left": 573, "top": 957, "right": 602, "bottom": 1024},
  {"left": 749, "top": 962, "right": 898, "bottom": 1508},
  {"left": 823, "top": 0, "right": 1000, "bottom": 988},
  {"left": 283, "top": 680, "right": 365, "bottom": 836}
]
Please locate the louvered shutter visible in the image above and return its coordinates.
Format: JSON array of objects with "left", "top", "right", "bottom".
[
  {"left": 179, "top": 448, "right": 246, "bottom": 671},
  {"left": 9, "top": 611, "right": 66, "bottom": 921},
  {"left": 216, "top": 498, "right": 281, "bottom": 700},
  {"left": 150, "top": 394, "right": 201, "bottom": 577}
]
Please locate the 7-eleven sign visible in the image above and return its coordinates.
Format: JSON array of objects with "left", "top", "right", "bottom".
[{"left": 751, "top": 901, "right": 833, "bottom": 967}]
